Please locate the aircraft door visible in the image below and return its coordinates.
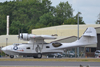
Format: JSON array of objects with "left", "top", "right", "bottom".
[
  {"left": 35, "top": 39, "right": 44, "bottom": 53},
  {"left": 35, "top": 45, "right": 41, "bottom": 53}
]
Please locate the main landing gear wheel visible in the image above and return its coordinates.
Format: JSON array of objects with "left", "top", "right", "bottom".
[
  {"left": 33, "top": 53, "right": 42, "bottom": 59},
  {"left": 10, "top": 55, "right": 14, "bottom": 58},
  {"left": 37, "top": 53, "right": 42, "bottom": 59}
]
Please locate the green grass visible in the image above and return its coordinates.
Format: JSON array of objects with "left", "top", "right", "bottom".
[{"left": 0, "top": 58, "right": 100, "bottom": 62}]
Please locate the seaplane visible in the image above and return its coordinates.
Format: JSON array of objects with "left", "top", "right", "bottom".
[{"left": 1, "top": 27, "right": 97, "bottom": 58}]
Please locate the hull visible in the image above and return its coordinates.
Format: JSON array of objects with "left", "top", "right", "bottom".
[
  {"left": 3, "top": 43, "right": 63, "bottom": 55},
  {"left": 5, "top": 50, "right": 62, "bottom": 56}
]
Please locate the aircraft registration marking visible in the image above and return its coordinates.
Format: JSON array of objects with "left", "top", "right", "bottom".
[
  {"left": 33, "top": 36, "right": 35, "bottom": 38},
  {"left": 18, "top": 49, "right": 24, "bottom": 51}
]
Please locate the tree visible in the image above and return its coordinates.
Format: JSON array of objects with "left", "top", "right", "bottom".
[
  {"left": 64, "top": 12, "right": 85, "bottom": 24},
  {"left": 42, "top": 0, "right": 52, "bottom": 13},
  {"left": 55, "top": 1, "right": 73, "bottom": 25},
  {"left": 0, "top": 0, "right": 85, "bottom": 35},
  {"left": 38, "top": 12, "right": 55, "bottom": 28},
  {"left": 96, "top": 13, "right": 100, "bottom": 24}
]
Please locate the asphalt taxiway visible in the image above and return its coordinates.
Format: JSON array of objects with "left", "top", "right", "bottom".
[{"left": 0, "top": 61, "right": 100, "bottom": 66}]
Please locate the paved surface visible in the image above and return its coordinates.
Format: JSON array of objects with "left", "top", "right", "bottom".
[{"left": 0, "top": 61, "right": 100, "bottom": 66}]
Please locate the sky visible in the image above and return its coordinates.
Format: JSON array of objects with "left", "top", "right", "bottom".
[{"left": 0, "top": 0, "right": 100, "bottom": 24}]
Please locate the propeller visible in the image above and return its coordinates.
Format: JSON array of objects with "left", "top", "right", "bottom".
[
  {"left": 18, "top": 28, "right": 23, "bottom": 39},
  {"left": 18, "top": 29, "right": 20, "bottom": 39},
  {"left": 18, "top": 29, "right": 20, "bottom": 43},
  {"left": 18, "top": 29, "right": 23, "bottom": 39},
  {"left": 20, "top": 28, "right": 23, "bottom": 39},
  {"left": 21, "top": 33, "right": 23, "bottom": 39}
]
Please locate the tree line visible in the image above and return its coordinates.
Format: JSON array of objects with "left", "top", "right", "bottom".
[{"left": 0, "top": 0, "right": 85, "bottom": 35}]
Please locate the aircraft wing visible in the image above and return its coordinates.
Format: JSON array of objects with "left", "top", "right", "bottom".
[
  {"left": 29, "top": 35, "right": 56, "bottom": 44},
  {"left": 30, "top": 35, "right": 56, "bottom": 40}
]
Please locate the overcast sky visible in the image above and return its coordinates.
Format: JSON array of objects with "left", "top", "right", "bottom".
[{"left": 0, "top": 0, "right": 100, "bottom": 24}]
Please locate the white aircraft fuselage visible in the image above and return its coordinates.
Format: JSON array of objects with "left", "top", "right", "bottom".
[{"left": 2, "top": 43, "right": 63, "bottom": 56}]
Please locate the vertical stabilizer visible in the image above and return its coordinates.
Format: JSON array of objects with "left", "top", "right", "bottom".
[{"left": 76, "top": 27, "right": 97, "bottom": 45}]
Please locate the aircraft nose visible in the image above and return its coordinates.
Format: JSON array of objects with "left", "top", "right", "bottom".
[{"left": 1, "top": 47, "right": 6, "bottom": 51}]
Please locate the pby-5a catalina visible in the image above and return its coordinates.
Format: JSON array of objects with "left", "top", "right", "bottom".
[{"left": 2, "top": 27, "right": 97, "bottom": 58}]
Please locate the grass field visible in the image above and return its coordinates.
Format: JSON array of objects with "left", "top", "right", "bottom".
[{"left": 0, "top": 58, "right": 100, "bottom": 62}]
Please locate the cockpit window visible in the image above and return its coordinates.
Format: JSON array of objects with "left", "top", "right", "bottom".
[{"left": 13, "top": 43, "right": 19, "bottom": 46}]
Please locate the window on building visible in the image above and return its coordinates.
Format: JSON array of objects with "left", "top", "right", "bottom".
[
  {"left": 91, "top": 48, "right": 96, "bottom": 52},
  {"left": 86, "top": 48, "right": 90, "bottom": 52}
]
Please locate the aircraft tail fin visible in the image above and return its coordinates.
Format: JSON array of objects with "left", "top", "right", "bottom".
[
  {"left": 83, "top": 27, "right": 96, "bottom": 37},
  {"left": 76, "top": 27, "right": 97, "bottom": 45}
]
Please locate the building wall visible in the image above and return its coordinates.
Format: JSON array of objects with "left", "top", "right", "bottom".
[
  {"left": 32, "top": 24, "right": 100, "bottom": 37},
  {"left": 96, "top": 27, "right": 100, "bottom": 33},
  {"left": 97, "top": 34, "right": 100, "bottom": 50},
  {"left": 55, "top": 36, "right": 77, "bottom": 43},
  {"left": 0, "top": 35, "right": 27, "bottom": 47}
]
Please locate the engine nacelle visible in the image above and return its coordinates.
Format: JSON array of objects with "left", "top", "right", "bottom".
[
  {"left": 18, "top": 33, "right": 31, "bottom": 41},
  {"left": 18, "top": 33, "right": 56, "bottom": 41}
]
